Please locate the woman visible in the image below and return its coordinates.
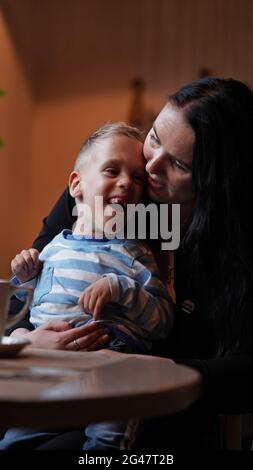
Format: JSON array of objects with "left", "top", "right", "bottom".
[{"left": 7, "top": 77, "right": 253, "bottom": 449}]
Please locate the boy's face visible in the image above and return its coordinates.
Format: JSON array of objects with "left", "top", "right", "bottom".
[{"left": 70, "top": 135, "right": 145, "bottom": 235}]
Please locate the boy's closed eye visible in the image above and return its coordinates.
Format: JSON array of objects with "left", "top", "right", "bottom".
[
  {"left": 133, "top": 174, "right": 145, "bottom": 185},
  {"left": 104, "top": 167, "right": 119, "bottom": 176}
]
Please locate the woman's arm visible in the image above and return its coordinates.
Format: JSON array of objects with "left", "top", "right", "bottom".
[
  {"left": 32, "top": 187, "right": 75, "bottom": 251},
  {"left": 10, "top": 319, "right": 109, "bottom": 351}
]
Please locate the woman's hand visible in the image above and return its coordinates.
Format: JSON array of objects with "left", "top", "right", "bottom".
[{"left": 11, "top": 319, "right": 109, "bottom": 351}]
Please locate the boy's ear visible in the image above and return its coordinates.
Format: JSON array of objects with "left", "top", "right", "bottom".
[{"left": 69, "top": 171, "right": 83, "bottom": 199}]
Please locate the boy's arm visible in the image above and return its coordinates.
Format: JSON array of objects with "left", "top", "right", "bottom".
[
  {"left": 8, "top": 188, "right": 74, "bottom": 336},
  {"left": 104, "top": 252, "right": 173, "bottom": 340}
]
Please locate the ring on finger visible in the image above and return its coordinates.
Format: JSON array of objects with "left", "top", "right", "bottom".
[{"left": 73, "top": 338, "right": 81, "bottom": 351}]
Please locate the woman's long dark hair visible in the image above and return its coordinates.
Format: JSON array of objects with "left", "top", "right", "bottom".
[{"left": 169, "top": 77, "right": 253, "bottom": 352}]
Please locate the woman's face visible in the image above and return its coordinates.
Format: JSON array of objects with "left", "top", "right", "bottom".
[{"left": 144, "top": 103, "right": 195, "bottom": 218}]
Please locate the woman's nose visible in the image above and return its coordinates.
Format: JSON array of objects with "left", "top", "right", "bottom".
[{"left": 145, "top": 153, "right": 164, "bottom": 174}]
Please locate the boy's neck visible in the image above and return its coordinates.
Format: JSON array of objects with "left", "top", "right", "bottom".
[
  {"left": 73, "top": 211, "right": 125, "bottom": 239},
  {"left": 72, "top": 225, "right": 120, "bottom": 240},
  {"left": 72, "top": 226, "right": 102, "bottom": 238}
]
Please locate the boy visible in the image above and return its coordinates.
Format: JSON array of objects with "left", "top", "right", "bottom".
[{"left": 3, "top": 123, "right": 172, "bottom": 450}]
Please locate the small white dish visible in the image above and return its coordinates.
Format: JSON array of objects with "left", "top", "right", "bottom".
[{"left": 0, "top": 336, "right": 31, "bottom": 358}]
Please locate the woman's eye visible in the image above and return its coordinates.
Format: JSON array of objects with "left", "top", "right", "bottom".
[
  {"left": 173, "top": 160, "right": 189, "bottom": 173},
  {"left": 150, "top": 133, "right": 159, "bottom": 145}
]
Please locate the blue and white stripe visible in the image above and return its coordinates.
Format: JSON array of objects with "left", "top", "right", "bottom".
[{"left": 28, "top": 230, "right": 172, "bottom": 351}]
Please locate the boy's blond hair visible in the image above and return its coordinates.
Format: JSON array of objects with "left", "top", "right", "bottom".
[{"left": 75, "top": 122, "right": 143, "bottom": 169}]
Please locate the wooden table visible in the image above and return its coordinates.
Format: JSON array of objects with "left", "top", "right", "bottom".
[{"left": 0, "top": 348, "right": 201, "bottom": 429}]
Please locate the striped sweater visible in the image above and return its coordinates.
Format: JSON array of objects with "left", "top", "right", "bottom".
[{"left": 27, "top": 230, "right": 173, "bottom": 352}]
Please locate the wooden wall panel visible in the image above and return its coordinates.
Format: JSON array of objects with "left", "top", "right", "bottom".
[{"left": 0, "top": 0, "right": 252, "bottom": 273}]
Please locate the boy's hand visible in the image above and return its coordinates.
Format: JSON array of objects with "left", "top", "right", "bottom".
[
  {"left": 11, "top": 248, "right": 43, "bottom": 283},
  {"left": 78, "top": 277, "right": 112, "bottom": 321}
]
